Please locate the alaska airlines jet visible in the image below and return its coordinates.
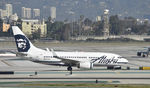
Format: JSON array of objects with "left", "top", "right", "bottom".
[{"left": 12, "top": 26, "right": 128, "bottom": 70}]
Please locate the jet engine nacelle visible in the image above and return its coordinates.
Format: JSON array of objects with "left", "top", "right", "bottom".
[
  {"left": 107, "top": 66, "right": 121, "bottom": 69},
  {"left": 78, "top": 62, "right": 93, "bottom": 69}
]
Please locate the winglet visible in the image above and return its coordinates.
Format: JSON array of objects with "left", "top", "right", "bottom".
[
  {"left": 46, "top": 48, "right": 50, "bottom": 52},
  {"left": 51, "top": 49, "right": 57, "bottom": 57}
]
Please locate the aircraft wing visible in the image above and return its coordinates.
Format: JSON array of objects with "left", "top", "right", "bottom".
[
  {"left": 3, "top": 57, "right": 29, "bottom": 61},
  {"left": 3, "top": 52, "right": 30, "bottom": 61},
  {"left": 51, "top": 49, "right": 79, "bottom": 65}
]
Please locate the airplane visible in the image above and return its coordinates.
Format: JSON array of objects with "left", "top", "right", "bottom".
[{"left": 12, "top": 26, "right": 128, "bottom": 71}]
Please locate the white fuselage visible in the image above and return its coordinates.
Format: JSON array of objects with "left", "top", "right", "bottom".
[
  {"left": 12, "top": 26, "right": 128, "bottom": 69},
  {"left": 25, "top": 48, "right": 128, "bottom": 66}
]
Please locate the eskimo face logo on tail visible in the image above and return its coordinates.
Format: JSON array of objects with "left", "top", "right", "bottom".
[{"left": 14, "top": 34, "right": 30, "bottom": 52}]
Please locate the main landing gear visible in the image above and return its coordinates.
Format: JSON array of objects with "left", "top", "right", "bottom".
[{"left": 67, "top": 66, "right": 72, "bottom": 74}]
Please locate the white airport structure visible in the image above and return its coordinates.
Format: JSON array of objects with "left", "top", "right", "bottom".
[{"left": 103, "top": 9, "right": 110, "bottom": 37}]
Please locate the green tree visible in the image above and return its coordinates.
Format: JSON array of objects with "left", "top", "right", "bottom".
[
  {"left": 46, "top": 17, "right": 52, "bottom": 37},
  {"left": 84, "top": 18, "right": 92, "bottom": 26},
  {"left": 0, "top": 18, "right": 3, "bottom": 32},
  {"left": 16, "top": 18, "right": 22, "bottom": 29},
  {"left": 46, "top": 18, "right": 64, "bottom": 40},
  {"left": 109, "top": 15, "right": 122, "bottom": 35},
  {"left": 31, "top": 28, "right": 41, "bottom": 40},
  {"left": 93, "top": 21, "right": 104, "bottom": 36}
]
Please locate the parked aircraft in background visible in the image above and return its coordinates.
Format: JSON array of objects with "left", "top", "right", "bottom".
[{"left": 137, "top": 47, "right": 150, "bottom": 57}]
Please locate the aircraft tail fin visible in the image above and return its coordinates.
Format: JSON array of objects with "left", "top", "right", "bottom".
[{"left": 12, "top": 26, "right": 37, "bottom": 53}]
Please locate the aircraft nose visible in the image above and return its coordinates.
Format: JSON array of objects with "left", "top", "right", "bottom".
[{"left": 123, "top": 58, "right": 128, "bottom": 63}]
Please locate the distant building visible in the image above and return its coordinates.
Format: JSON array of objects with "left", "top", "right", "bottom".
[
  {"left": 0, "top": 4, "right": 13, "bottom": 19},
  {"left": 26, "top": 8, "right": 31, "bottom": 19},
  {"left": 33, "top": 9, "right": 40, "bottom": 19},
  {"left": 5, "top": 4, "right": 13, "bottom": 18},
  {"left": 96, "top": 16, "right": 101, "bottom": 22},
  {"left": 0, "top": 9, "right": 7, "bottom": 18},
  {"left": 0, "top": 9, "right": 3, "bottom": 17},
  {"left": 21, "top": 7, "right": 26, "bottom": 18},
  {"left": 83, "top": 26, "right": 92, "bottom": 31},
  {"left": 22, "top": 7, "right": 31, "bottom": 19},
  {"left": 10, "top": 13, "right": 18, "bottom": 21},
  {"left": 51, "top": 7, "right": 56, "bottom": 21},
  {"left": 3, "top": 23, "right": 10, "bottom": 32},
  {"left": 136, "top": 18, "right": 149, "bottom": 25},
  {"left": 42, "top": 6, "right": 51, "bottom": 19},
  {"left": 21, "top": 19, "right": 47, "bottom": 37}
]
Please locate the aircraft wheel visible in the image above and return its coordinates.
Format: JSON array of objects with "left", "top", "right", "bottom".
[
  {"left": 142, "top": 54, "right": 146, "bottom": 57},
  {"left": 107, "top": 66, "right": 114, "bottom": 69},
  {"left": 67, "top": 66, "right": 72, "bottom": 71},
  {"left": 137, "top": 52, "right": 141, "bottom": 56}
]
